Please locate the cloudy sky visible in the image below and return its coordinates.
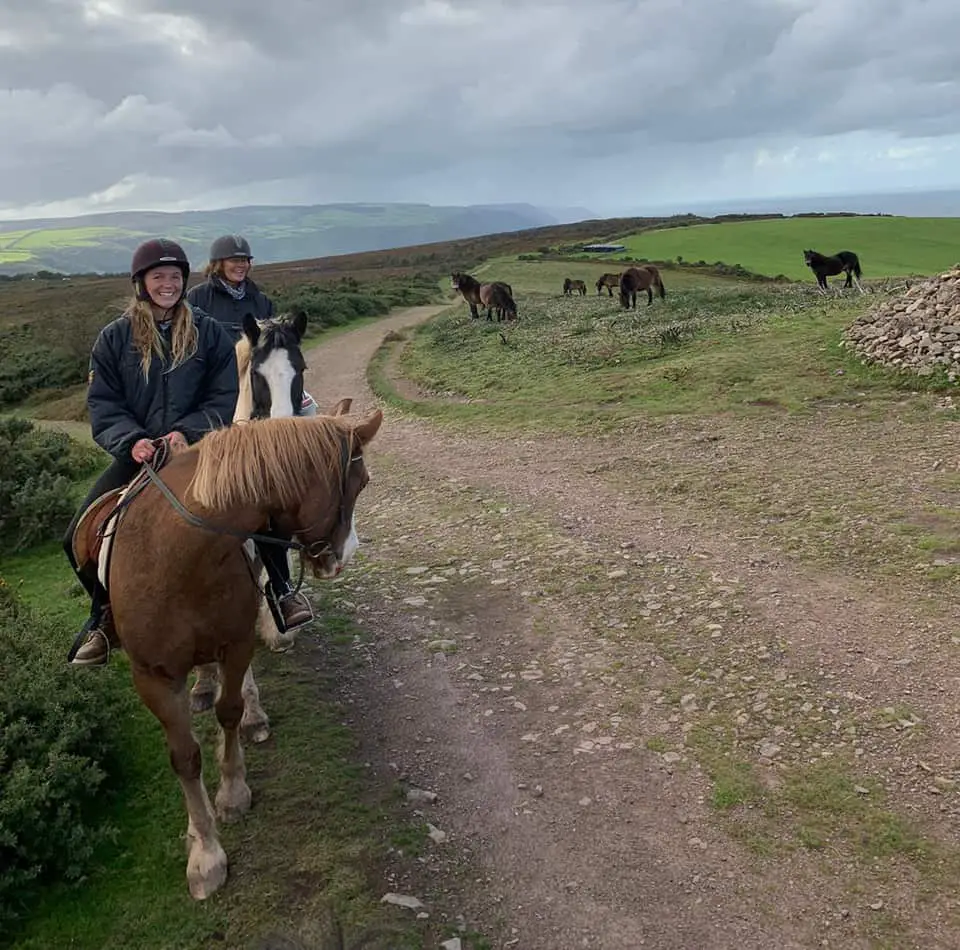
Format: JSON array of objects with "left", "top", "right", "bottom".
[{"left": 2, "top": 0, "right": 959, "bottom": 221}]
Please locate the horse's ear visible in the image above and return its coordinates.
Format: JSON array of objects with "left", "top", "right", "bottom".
[
  {"left": 327, "top": 397, "right": 352, "bottom": 416},
  {"left": 242, "top": 312, "right": 260, "bottom": 346},
  {"left": 352, "top": 408, "right": 383, "bottom": 446},
  {"left": 290, "top": 309, "right": 308, "bottom": 340}
]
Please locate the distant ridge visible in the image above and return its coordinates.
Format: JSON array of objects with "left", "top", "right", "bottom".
[{"left": 0, "top": 201, "right": 578, "bottom": 275}]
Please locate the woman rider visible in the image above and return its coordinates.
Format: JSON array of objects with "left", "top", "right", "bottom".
[
  {"left": 185, "top": 234, "right": 314, "bottom": 631},
  {"left": 64, "top": 238, "right": 306, "bottom": 666}
]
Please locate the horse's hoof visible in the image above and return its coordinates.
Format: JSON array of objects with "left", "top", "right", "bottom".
[
  {"left": 187, "top": 840, "right": 228, "bottom": 900},
  {"left": 190, "top": 688, "right": 216, "bottom": 714},
  {"left": 216, "top": 781, "right": 252, "bottom": 823},
  {"left": 241, "top": 718, "right": 271, "bottom": 744}
]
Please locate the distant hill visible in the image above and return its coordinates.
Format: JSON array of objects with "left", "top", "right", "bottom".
[{"left": 0, "top": 202, "right": 586, "bottom": 275}]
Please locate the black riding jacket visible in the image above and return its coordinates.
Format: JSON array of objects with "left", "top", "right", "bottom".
[
  {"left": 185, "top": 277, "right": 273, "bottom": 342},
  {"left": 86, "top": 309, "right": 239, "bottom": 460}
]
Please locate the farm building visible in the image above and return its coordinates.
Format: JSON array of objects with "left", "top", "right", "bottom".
[{"left": 581, "top": 243, "right": 626, "bottom": 253}]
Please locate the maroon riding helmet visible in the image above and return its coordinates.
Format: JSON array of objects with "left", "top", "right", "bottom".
[{"left": 130, "top": 238, "right": 191, "bottom": 304}]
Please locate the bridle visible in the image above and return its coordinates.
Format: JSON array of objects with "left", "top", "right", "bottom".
[{"left": 99, "top": 435, "right": 363, "bottom": 563}]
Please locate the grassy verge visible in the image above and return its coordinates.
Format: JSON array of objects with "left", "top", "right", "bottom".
[
  {"left": 371, "top": 277, "right": 949, "bottom": 434},
  {"left": 0, "top": 541, "right": 433, "bottom": 950}
]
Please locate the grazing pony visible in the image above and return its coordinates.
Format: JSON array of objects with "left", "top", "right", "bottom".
[
  {"left": 480, "top": 281, "right": 518, "bottom": 322},
  {"left": 803, "top": 249, "right": 864, "bottom": 294},
  {"left": 190, "top": 309, "right": 329, "bottom": 741},
  {"left": 75, "top": 411, "right": 383, "bottom": 900},
  {"left": 619, "top": 265, "right": 666, "bottom": 308},
  {"left": 563, "top": 278, "right": 587, "bottom": 296},
  {"left": 596, "top": 273, "right": 620, "bottom": 297},
  {"left": 452, "top": 272, "right": 517, "bottom": 321}
]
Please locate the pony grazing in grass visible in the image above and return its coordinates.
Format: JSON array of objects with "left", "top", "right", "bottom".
[
  {"left": 452, "top": 272, "right": 517, "bottom": 321},
  {"left": 803, "top": 249, "right": 864, "bottom": 294},
  {"left": 74, "top": 411, "right": 382, "bottom": 900},
  {"left": 480, "top": 281, "right": 518, "bottom": 321},
  {"left": 619, "top": 265, "right": 666, "bottom": 308},
  {"left": 596, "top": 273, "right": 620, "bottom": 297},
  {"left": 563, "top": 278, "right": 587, "bottom": 296}
]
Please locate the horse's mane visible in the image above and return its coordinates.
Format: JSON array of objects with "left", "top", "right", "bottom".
[
  {"left": 233, "top": 335, "right": 253, "bottom": 423},
  {"left": 187, "top": 416, "right": 355, "bottom": 512}
]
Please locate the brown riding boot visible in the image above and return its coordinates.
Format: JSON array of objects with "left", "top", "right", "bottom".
[
  {"left": 69, "top": 606, "right": 119, "bottom": 667},
  {"left": 70, "top": 627, "right": 110, "bottom": 666},
  {"left": 278, "top": 590, "right": 314, "bottom": 631}
]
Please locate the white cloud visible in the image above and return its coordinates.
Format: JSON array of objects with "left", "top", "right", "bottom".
[{"left": 1, "top": 0, "right": 960, "bottom": 219}]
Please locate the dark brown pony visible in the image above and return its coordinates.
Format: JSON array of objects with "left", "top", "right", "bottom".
[
  {"left": 563, "top": 278, "right": 587, "bottom": 296},
  {"left": 619, "top": 265, "right": 666, "bottom": 308},
  {"left": 452, "top": 272, "right": 517, "bottom": 321},
  {"left": 72, "top": 410, "right": 382, "bottom": 900},
  {"left": 480, "top": 281, "right": 518, "bottom": 321},
  {"left": 596, "top": 273, "right": 620, "bottom": 297}
]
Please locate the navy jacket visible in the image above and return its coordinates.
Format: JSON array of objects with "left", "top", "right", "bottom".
[
  {"left": 87, "top": 309, "right": 239, "bottom": 460},
  {"left": 185, "top": 277, "right": 273, "bottom": 342}
]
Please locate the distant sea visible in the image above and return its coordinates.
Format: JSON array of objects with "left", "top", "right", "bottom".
[{"left": 628, "top": 188, "right": 960, "bottom": 219}]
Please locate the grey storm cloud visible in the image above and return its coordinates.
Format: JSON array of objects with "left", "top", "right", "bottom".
[{"left": 1, "top": 0, "right": 959, "bottom": 215}]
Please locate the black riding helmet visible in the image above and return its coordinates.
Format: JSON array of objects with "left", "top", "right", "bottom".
[
  {"left": 130, "top": 238, "right": 190, "bottom": 304},
  {"left": 209, "top": 234, "right": 253, "bottom": 261}
]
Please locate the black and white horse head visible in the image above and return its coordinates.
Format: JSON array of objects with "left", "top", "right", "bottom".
[{"left": 239, "top": 310, "right": 309, "bottom": 420}]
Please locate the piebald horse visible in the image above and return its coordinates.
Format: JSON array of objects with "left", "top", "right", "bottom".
[{"left": 189, "top": 310, "right": 338, "bottom": 743}]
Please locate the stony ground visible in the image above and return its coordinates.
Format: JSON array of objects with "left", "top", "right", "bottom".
[{"left": 293, "top": 304, "right": 960, "bottom": 950}]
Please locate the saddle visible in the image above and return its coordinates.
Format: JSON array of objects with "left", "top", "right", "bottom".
[{"left": 71, "top": 438, "right": 176, "bottom": 596}]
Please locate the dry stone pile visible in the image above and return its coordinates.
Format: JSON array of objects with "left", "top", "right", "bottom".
[{"left": 842, "top": 265, "right": 960, "bottom": 378}]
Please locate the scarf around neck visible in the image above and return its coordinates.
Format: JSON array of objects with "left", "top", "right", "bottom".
[{"left": 217, "top": 277, "right": 247, "bottom": 300}]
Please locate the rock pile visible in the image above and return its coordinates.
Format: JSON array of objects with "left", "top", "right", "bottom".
[{"left": 842, "top": 265, "right": 960, "bottom": 378}]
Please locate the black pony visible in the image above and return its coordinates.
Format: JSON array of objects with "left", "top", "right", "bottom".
[{"left": 802, "top": 249, "right": 864, "bottom": 294}]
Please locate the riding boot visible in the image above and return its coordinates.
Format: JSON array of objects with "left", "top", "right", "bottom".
[
  {"left": 68, "top": 583, "right": 116, "bottom": 667},
  {"left": 258, "top": 542, "right": 314, "bottom": 633}
]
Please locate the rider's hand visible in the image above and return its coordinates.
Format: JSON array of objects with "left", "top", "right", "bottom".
[
  {"left": 164, "top": 431, "right": 188, "bottom": 453},
  {"left": 131, "top": 438, "right": 155, "bottom": 463}
]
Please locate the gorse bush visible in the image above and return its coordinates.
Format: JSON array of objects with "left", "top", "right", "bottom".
[
  {"left": 0, "top": 325, "right": 88, "bottom": 407},
  {"left": 0, "top": 417, "right": 103, "bottom": 552},
  {"left": 0, "top": 580, "right": 125, "bottom": 930}
]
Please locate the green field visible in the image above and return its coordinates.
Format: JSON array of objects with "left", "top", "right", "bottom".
[
  {"left": 618, "top": 216, "right": 960, "bottom": 280},
  {"left": 471, "top": 258, "right": 728, "bottom": 296},
  {"left": 0, "top": 226, "right": 126, "bottom": 264}
]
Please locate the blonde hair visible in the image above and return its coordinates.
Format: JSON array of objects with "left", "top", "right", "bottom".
[
  {"left": 202, "top": 259, "right": 254, "bottom": 279},
  {"left": 123, "top": 296, "right": 198, "bottom": 379}
]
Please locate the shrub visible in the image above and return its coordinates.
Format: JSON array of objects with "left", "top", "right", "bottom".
[
  {"left": 0, "top": 580, "right": 124, "bottom": 929},
  {"left": 0, "top": 418, "right": 103, "bottom": 552},
  {"left": 272, "top": 276, "right": 437, "bottom": 336}
]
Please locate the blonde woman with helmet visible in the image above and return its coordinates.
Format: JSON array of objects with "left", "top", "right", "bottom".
[{"left": 64, "top": 238, "right": 239, "bottom": 666}]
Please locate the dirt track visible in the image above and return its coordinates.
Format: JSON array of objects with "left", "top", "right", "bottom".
[{"left": 299, "top": 305, "right": 960, "bottom": 950}]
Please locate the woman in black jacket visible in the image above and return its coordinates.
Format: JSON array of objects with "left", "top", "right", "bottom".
[
  {"left": 63, "top": 238, "right": 241, "bottom": 665},
  {"left": 185, "top": 234, "right": 273, "bottom": 342},
  {"left": 185, "top": 235, "right": 317, "bottom": 625}
]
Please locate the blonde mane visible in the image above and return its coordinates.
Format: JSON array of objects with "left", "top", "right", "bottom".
[
  {"left": 186, "top": 416, "right": 355, "bottom": 512},
  {"left": 233, "top": 334, "right": 254, "bottom": 423}
]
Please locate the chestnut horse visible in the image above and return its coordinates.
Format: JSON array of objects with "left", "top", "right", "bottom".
[
  {"left": 563, "top": 278, "right": 587, "bottom": 296},
  {"left": 619, "top": 265, "right": 666, "bottom": 308},
  {"left": 88, "top": 411, "right": 382, "bottom": 899}
]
